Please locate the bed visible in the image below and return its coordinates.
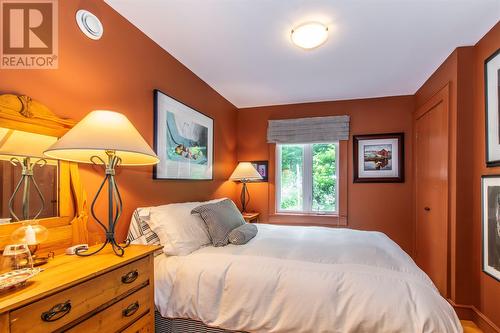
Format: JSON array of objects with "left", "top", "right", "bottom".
[{"left": 128, "top": 202, "right": 462, "bottom": 333}]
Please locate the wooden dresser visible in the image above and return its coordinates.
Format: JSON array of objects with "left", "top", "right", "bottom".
[{"left": 0, "top": 245, "right": 161, "bottom": 333}]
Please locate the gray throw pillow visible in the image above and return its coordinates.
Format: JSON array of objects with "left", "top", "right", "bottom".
[
  {"left": 228, "top": 223, "right": 258, "bottom": 245},
  {"left": 191, "top": 199, "right": 246, "bottom": 246}
]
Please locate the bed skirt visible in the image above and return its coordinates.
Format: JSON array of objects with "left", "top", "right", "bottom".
[{"left": 155, "top": 311, "right": 245, "bottom": 333}]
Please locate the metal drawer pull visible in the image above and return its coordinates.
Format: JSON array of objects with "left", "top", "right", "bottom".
[
  {"left": 122, "top": 301, "right": 140, "bottom": 317},
  {"left": 121, "top": 270, "right": 138, "bottom": 284},
  {"left": 41, "top": 300, "right": 72, "bottom": 322}
]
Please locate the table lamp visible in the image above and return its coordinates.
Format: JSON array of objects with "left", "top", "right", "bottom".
[
  {"left": 11, "top": 221, "right": 51, "bottom": 265},
  {"left": 0, "top": 128, "right": 57, "bottom": 221},
  {"left": 44, "top": 110, "right": 159, "bottom": 257},
  {"left": 229, "top": 162, "right": 262, "bottom": 213}
]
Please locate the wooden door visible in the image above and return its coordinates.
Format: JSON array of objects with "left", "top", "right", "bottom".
[{"left": 415, "top": 87, "right": 449, "bottom": 297}]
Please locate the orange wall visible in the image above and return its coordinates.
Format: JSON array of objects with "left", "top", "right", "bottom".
[
  {"left": 237, "top": 96, "right": 415, "bottom": 254},
  {"left": 415, "top": 47, "right": 476, "bottom": 306},
  {"left": 414, "top": 22, "right": 500, "bottom": 328},
  {"left": 1, "top": 1, "right": 498, "bottom": 326},
  {"left": 472, "top": 22, "right": 500, "bottom": 328},
  {"left": 0, "top": 1, "right": 238, "bottom": 241}
]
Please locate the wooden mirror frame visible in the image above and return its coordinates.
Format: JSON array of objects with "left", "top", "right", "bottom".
[{"left": 0, "top": 94, "right": 88, "bottom": 254}]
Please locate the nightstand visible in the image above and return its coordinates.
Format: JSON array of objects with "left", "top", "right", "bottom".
[{"left": 242, "top": 212, "right": 260, "bottom": 223}]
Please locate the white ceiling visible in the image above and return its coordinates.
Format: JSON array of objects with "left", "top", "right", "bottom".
[{"left": 105, "top": 0, "right": 500, "bottom": 108}]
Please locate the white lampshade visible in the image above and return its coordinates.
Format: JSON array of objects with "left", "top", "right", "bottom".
[
  {"left": 0, "top": 128, "right": 57, "bottom": 160},
  {"left": 44, "top": 110, "right": 159, "bottom": 166},
  {"left": 230, "top": 162, "right": 262, "bottom": 182}
]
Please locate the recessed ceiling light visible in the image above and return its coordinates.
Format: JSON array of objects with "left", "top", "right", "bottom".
[
  {"left": 76, "top": 10, "right": 104, "bottom": 40},
  {"left": 291, "top": 22, "right": 329, "bottom": 50}
]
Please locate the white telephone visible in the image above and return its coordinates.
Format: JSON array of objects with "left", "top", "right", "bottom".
[{"left": 65, "top": 244, "right": 89, "bottom": 255}]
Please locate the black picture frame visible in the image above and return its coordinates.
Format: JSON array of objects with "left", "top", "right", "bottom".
[
  {"left": 353, "top": 133, "right": 404, "bottom": 183},
  {"left": 251, "top": 160, "right": 268, "bottom": 182},
  {"left": 485, "top": 48, "right": 500, "bottom": 167},
  {"left": 153, "top": 89, "right": 214, "bottom": 180},
  {"left": 481, "top": 175, "right": 500, "bottom": 281}
]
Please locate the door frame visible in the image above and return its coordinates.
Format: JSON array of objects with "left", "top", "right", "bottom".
[{"left": 414, "top": 83, "right": 450, "bottom": 297}]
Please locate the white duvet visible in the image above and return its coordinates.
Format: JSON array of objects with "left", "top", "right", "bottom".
[{"left": 154, "top": 224, "right": 462, "bottom": 333}]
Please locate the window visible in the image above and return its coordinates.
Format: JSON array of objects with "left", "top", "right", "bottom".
[{"left": 276, "top": 143, "right": 338, "bottom": 214}]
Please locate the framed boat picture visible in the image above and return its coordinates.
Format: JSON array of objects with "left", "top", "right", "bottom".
[
  {"left": 353, "top": 133, "right": 404, "bottom": 183},
  {"left": 153, "top": 89, "right": 213, "bottom": 180},
  {"left": 481, "top": 175, "right": 500, "bottom": 281},
  {"left": 485, "top": 48, "right": 500, "bottom": 166}
]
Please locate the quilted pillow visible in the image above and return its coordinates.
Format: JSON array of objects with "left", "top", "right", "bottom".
[
  {"left": 228, "top": 223, "right": 258, "bottom": 245},
  {"left": 191, "top": 199, "right": 245, "bottom": 247}
]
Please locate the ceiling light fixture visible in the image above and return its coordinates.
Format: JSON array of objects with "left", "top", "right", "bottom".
[
  {"left": 291, "top": 22, "right": 329, "bottom": 50},
  {"left": 76, "top": 10, "right": 104, "bottom": 40}
]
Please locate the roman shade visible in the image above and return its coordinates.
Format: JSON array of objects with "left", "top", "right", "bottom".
[{"left": 267, "top": 115, "right": 350, "bottom": 143}]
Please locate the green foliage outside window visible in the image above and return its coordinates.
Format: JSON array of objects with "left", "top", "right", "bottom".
[
  {"left": 280, "top": 145, "right": 303, "bottom": 210},
  {"left": 312, "top": 144, "right": 336, "bottom": 211},
  {"left": 279, "top": 143, "right": 336, "bottom": 212}
]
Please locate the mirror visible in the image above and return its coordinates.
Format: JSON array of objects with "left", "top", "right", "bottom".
[
  {"left": 0, "top": 127, "right": 60, "bottom": 223},
  {"left": 0, "top": 94, "right": 89, "bottom": 254}
]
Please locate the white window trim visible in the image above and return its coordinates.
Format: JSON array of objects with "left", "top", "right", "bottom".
[{"left": 276, "top": 142, "right": 339, "bottom": 215}]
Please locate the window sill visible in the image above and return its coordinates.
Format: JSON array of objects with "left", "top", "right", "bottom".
[
  {"left": 268, "top": 213, "right": 347, "bottom": 227},
  {"left": 274, "top": 212, "right": 338, "bottom": 217}
]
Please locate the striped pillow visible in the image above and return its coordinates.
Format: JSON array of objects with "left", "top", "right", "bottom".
[
  {"left": 228, "top": 223, "right": 258, "bottom": 245},
  {"left": 191, "top": 199, "right": 245, "bottom": 247},
  {"left": 127, "top": 208, "right": 161, "bottom": 246}
]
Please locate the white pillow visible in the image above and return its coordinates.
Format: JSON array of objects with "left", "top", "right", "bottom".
[{"left": 147, "top": 198, "right": 226, "bottom": 256}]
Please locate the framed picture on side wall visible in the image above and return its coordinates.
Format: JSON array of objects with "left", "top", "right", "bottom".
[
  {"left": 153, "top": 89, "right": 214, "bottom": 180},
  {"left": 251, "top": 161, "right": 268, "bottom": 182},
  {"left": 353, "top": 133, "right": 404, "bottom": 183},
  {"left": 481, "top": 175, "right": 500, "bottom": 281},
  {"left": 485, "top": 48, "right": 500, "bottom": 166}
]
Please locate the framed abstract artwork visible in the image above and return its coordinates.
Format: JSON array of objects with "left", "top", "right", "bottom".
[
  {"left": 353, "top": 133, "right": 404, "bottom": 183},
  {"left": 251, "top": 161, "right": 268, "bottom": 182},
  {"left": 485, "top": 48, "right": 500, "bottom": 166},
  {"left": 153, "top": 89, "right": 213, "bottom": 180},
  {"left": 481, "top": 175, "right": 500, "bottom": 281}
]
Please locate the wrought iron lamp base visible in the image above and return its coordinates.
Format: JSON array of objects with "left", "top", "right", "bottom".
[
  {"left": 75, "top": 234, "right": 130, "bottom": 257},
  {"left": 75, "top": 151, "right": 129, "bottom": 257},
  {"left": 240, "top": 180, "right": 250, "bottom": 213}
]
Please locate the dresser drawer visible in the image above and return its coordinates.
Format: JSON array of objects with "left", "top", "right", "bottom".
[
  {"left": 121, "top": 312, "right": 153, "bottom": 333},
  {"left": 67, "top": 285, "right": 151, "bottom": 333},
  {"left": 10, "top": 256, "right": 150, "bottom": 333}
]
